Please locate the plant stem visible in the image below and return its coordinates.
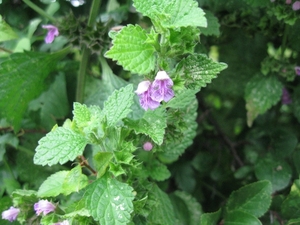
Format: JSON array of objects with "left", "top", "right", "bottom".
[
  {"left": 23, "top": 0, "right": 56, "bottom": 22},
  {"left": 75, "top": 0, "right": 102, "bottom": 103},
  {"left": 0, "top": 46, "right": 13, "bottom": 53},
  {"left": 281, "top": 24, "right": 289, "bottom": 59}
]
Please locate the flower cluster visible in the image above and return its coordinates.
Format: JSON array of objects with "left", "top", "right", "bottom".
[
  {"left": 282, "top": 88, "right": 292, "bottom": 105},
  {"left": 1, "top": 199, "right": 66, "bottom": 224},
  {"left": 270, "top": 0, "right": 300, "bottom": 10},
  {"left": 135, "top": 71, "right": 174, "bottom": 110},
  {"left": 42, "top": 25, "right": 59, "bottom": 44}
]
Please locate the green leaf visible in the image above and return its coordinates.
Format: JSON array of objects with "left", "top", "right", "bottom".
[
  {"left": 0, "top": 48, "right": 69, "bottom": 131},
  {"left": 133, "top": 0, "right": 207, "bottom": 29},
  {"left": 200, "top": 209, "right": 222, "bottom": 225},
  {"left": 176, "top": 54, "right": 227, "bottom": 90},
  {"left": 84, "top": 175, "right": 134, "bottom": 225},
  {"left": 34, "top": 127, "right": 88, "bottom": 166},
  {"left": 0, "top": 15, "right": 18, "bottom": 42},
  {"left": 166, "top": 89, "right": 197, "bottom": 109},
  {"left": 93, "top": 152, "right": 114, "bottom": 177},
  {"left": 125, "top": 108, "right": 167, "bottom": 145},
  {"left": 201, "top": 10, "right": 220, "bottom": 36},
  {"left": 37, "top": 166, "right": 88, "bottom": 197},
  {"left": 28, "top": 73, "right": 69, "bottom": 130},
  {"left": 287, "top": 218, "right": 300, "bottom": 225},
  {"left": 169, "top": 191, "right": 202, "bottom": 225},
  {"left": 281, "top": 180, "right": 300, "bottom": 219},
  {"left": 245, "top": 75, "right": 283, "bottom": 127},
  {"left": 270, "top": 129, "right": 298, "bottom": 158},
  {"left": 224, "top": 210, "right": 262, "bottom": 225},
  {"left": 254, "top": 155, "right": 292, "bottom": 192},
  {"left": 226, "top": 180, "right": 272, "bottom": 217},
  {"left": 73, "top": 102, "right": 92, "bottom": 128},
  {"left": 105, "top": 25, "right": 156, "bottom": 74},
  {"left": 103, "top": 84, "right": 134, "bottom": 126},
  {"left": 147, "top": 184, "right": 176, "bottom": 224},
  {"left": 0, "top": 133, "right": 18, "bottom": 161},
  {"left": 148, "top": 159, "right": 171, "bottom": 181}
]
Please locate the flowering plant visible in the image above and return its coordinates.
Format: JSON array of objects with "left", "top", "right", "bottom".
[{"left": 0, "top": 0, "right": 300, "bottom": 224}]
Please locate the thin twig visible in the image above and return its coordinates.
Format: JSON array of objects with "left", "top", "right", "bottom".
[{"left": 78, "top": 155, "right": 97, "bottom": 175}]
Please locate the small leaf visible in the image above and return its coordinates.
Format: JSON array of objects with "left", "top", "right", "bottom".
[
  {"left": 224, "top": 210, "right": 262, "bottom": 225},
  {"left": 166, "top": 89, "right": 197, "bottom": 109},
  {"left": 133, "top": 0, "right": 207, "bottom": 29},
  {"left": 0, "top": 15, "right": 18, "bottom": 42},
  {"left": 148, "top": 160, "right": 171, "bottom": 181},
  {"left": 34, "top": 127, "right": 88, "bottom": 166},
  {"left": 176, "top": 54, "right": 227, "bottom": 90},
  {"left": 245, "top": 75, "right": 283, "bottom": 127},
  {"left": 281, "top": 180, "right": 300, "bottom": 219},
  {"left": 37, "top": 166, "right": 88, "bottom": 197},
  {"left": 226, "top": 180, "right": 272, "bottom": 217},
  {"left": 103, "top": 84, "right": 134, "bottom": 126},
  {"left": 270, "top": 129, "right": 298, "bottom": 158},
  {"left": 254, "top": 155, "right": 292, "bottom": 192},
  {"left": 93, "top": 152, "right": 114, "bottom": 178},
  {"left": 84, "top": 175, "right": 134, "bottom": 225},
  {"left": 105, "top": 25, "right": 156, "bottom": 74},
  {"left": 200, "top": 209, "right": 222, "bottom": 225}
]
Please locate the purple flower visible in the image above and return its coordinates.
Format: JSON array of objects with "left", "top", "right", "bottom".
[
  {"left": 135, "top": 81, "right": 160, "bottom": 110},
  {"left": 295, "top": 66, "right": 300, "bottom": 76},
  {"left": 293, "top": 1, "right": 300, "bottom": 10},
  {"left": 143, "top": 142, "right": 153, "bottom": 151},
  {"left": 2, "top": 206, "right": 20, "bottom": 222},
  {"left": 150, "top": 71, "right": 174, "bottom": 102},
  {"left": 42, "top": 25, "right": 59, "bottom": 44},
  {"left": 34, "top": 200, "right": 56, "bottom": 216},
  {"left": 282, "top": 88, "right": 292, "bottom": 105},
  {"left": 53, "top": 220, "right": 70, "bottom": 225},
  {"left": 286, "top": 0, "right": 292, "bottom": 4}
]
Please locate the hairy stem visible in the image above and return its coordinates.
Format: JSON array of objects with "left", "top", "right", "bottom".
[
  {"left": 75, "top": 0, "right": 102, "bottom": 103},
  {"left": 23, "top": 0, "right": 56, "bottom": 22}
]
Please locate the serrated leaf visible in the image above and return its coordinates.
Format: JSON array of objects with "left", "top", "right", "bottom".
[
  {"left": 73, "top": 102, "right": 92, "bottom": 127},
  {"left": 103, "top": 84, "right": 134, "bottom": 126},
  {"left": 169, "top": 191, "right": 202, "bottom": 225},
  {"left": 224, "top": 210, "right": 262, "bottom": 225},
  {"left": 245, "top": 75, "right": 283, "bottom": 127},
  {"left": 148, "top": 160, "right": 171, "bottom": 181},
  {"left": 125, "top": 108, "right": 167, "bottom": 145},
  {"left": 0, "top": 48, "right": 69, "bottom": 131},
  {"left": 34, "top": 127, "right": 88, "bottom": 166},
  {"left": 0, "top": 15, "right": 18, "bottom": 42},
  {"left": 200, "top": 209, "right": 222, "bottom": 225},
  {"left": 201, "top": 10, "right": 220, "bottom": 36},
  {"left": 166, "top": 89, "right": 197, "bottom": 109},
  {"left": 281, "top": 180, "right": 300, "bottom": 219},
  {"left": 133, "top": 0, "right": 207, "bottom": 29},
  {"left": 84, "top": 175, "right": 134, "bottom": 225},
  {"left": 105, "top": 25, "right": 156, "bottom": 74},
  {"left": 254, "top": 155, "right": 292, "bottom": 192},
  {"left": 38, "top": 166, "right": 88, "bottom": 197},
  {"left": 28, "top": 73, "right": 69, "bottom": 130},
  {"left": 226, "top": 180, "right": 272, "bottom": 217},
  {"left": 93, "top": 152, "right": 114, "bottom": 178},
  {"left": 176, "top": 54, "right": 227, "bottom": 90}
]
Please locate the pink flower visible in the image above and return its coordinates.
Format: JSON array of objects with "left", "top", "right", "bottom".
[
  {"left": 53, "top": 220, "right": 70, "bottom": 225},
  {"left": 42, "top": 25, "right": 59, "bottom": 43},
  {"left": 2, "top": 206, "right": 20, "bottom": 222},
  {"left": 143, "top": 142, "right": 153, "bottom": 151},
  {"left": 150, "top": 71, "right": 174, "bottom": 102},
  {"left": 135, "top": 81, "right": 160, "bottom": 110},
  {"left": 282, "top": 88, "right": 292, "bottom": 105},
  {"left": 295, "top": 66, "right": 300, "bottom": 76},
  {"left": 292, "top": 1, "right": 300, "bottom": 10},
  {"left": 286, "top": 0, "right": 292, "bottom": 4},
  {"left": 34, "top": 200, "right": 56, "bottom": 216}
]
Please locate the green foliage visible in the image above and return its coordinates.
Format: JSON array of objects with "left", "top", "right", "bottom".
[{"left": 0, "top": 15, "right": 18, "bottom": 42}]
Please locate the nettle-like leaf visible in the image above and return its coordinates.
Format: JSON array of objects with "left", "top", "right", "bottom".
[
  {"left": 34, "top": 127, "right": 88, "bottom": 166},
  {"left": 166, "top": 89, "right": 197, "bottom": 109},
  {"left": 37, "top": 166, "right": 88, "bottom": 197},
  {"left": 224, "top": 210, "right": 262, "bottom": 225},
  {"left": 105, "top": 25, "right": 156, "bottom": 74},
  {"left": 133, "top": 0, "right": 207, "bottom": 29},
  {"left": 226, "top": 180, "right": 272, "bottom": 217},
  {"left": 148, "top": 159, "right": 171, "bottom": 181},
  {"left": 84, "top": 175, "right": 134, "bottom": 225},
  {"left": 0, "top": 48, "right": 69, "bottom": 131},
  {"left": 103, "top": 84, "right": 134, "bottom": 126},
  {"left": 201, "top": 10, "right": 220, "bottom": 36},
  {"left": 0, "top": 15, "right": 18, "bottom": 42},
  {"left": 245, "top": 75, "right": 283, "bottom": 127},
  {"left": 125, "top": 108, "right": 167, "bottom": 145},
  {"left": 176, "top": 54, "right": 227, "bottom": 90}
]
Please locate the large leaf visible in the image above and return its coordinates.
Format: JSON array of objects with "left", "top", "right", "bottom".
[
  {"left": 176, "top": 54, "right": 227, "bottom": 90},
  {"left": 34, "top": 127, "right": 88, "bottom": 166},
  {"left": 37, "top": 166, "right": 88, "bottom": 197},
  {"left": 133, "top": 0, "right": 207, "bottom": 29},
  {"left": 226, "top": 180, "right": 272, "bottom": 217},
  {"left": 0, "top": 15, "right": 18, "bottom": 42},
  {"left": 84, "top": 175, "right": 134, "bottom": 225},
  {"left": 105, "top": 25, "right": 156, "bottom": 74},
  {"left": 245, "top": 75, "right": 283, "bottom": 127},
  {"left": 0, "top": 48, "right": 69, "bottom": 131}
]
